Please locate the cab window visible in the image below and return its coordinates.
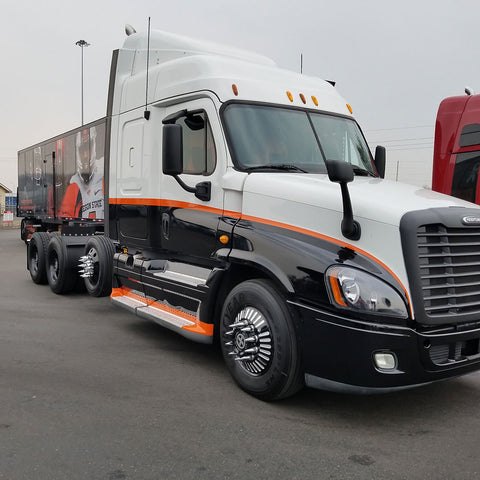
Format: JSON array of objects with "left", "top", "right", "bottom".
[{"left": 176, "top": 112, "right": 216, "bottom": 175}]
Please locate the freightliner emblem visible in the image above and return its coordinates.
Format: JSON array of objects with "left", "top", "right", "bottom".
[{"left": 462, "top": 216, "right": 480, "bottom": 226}]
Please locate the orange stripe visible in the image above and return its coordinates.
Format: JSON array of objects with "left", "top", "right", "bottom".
[
  {"left": 109, "top": 197, "right": 240, "bottom": 219},
  {"left": 110, "top": 198, "right": 412, "bottom": 316}
]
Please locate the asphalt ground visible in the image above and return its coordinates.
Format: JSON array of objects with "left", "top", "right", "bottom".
[{"left": 1, "top": 227, "right": 480, "bottom": 480}]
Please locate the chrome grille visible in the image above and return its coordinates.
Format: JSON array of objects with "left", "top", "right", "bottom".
[{"left": 417, "top": 224, "right": 480, "bottom": 317}]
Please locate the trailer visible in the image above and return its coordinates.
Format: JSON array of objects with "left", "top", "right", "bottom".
[
  {"left": 17, "top": 119, "right": 106, "bottom": 242},
  {"left": 20, "top": 26, "right": 480, "bottom": 400}
]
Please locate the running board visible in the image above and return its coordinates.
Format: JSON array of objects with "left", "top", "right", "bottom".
[
  {"left": 149, "top": 261, "right": 211, "bottom": 287},
  {"left": 111, "top": 288, "right": 213, "bottom": 344}
]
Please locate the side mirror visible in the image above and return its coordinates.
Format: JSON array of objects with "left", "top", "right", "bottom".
[
  {"left": 326, "top": 159, "right": 354, "bottom": 183},
  {"left": 162, "top": 124, "right": 183, "bottom": 175},
  {"left": 374, "top": 145, "right": 386, "bottom": 179},
  {"left": 161, "top": 123, "right": 211, "bottom": 202},
  {"left": 325, "top": 160, "right": 361, "bottom": 241}
]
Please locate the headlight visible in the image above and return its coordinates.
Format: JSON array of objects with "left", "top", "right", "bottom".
[{"left": 326, "top": 266, "right": 408, "bottom": 318}]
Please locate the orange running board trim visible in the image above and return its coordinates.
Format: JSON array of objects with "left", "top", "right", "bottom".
[{"left": 111, "top": 286, "right": 214, "bottom": 337}]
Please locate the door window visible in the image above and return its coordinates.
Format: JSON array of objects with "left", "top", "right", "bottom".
[{"left": 175, "top": 112, "right": 216, "bottom": 175}]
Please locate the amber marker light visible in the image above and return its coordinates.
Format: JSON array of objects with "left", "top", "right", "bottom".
[
  {"left": 329, "top": 272, "right": 347, "bottom": 307},
  {"left": 346, "top": 104, "right": 353, "bottom": 114},
  {"left": 232, "top": 84, "right": 239, "bottom": 96},
  {"left": 311, "top": 95, "right": 318, "bottom": 106},
  {"left": 219, "top": 235, "right": 230, "bottom": 244},
  {"left": 299, "top": 93, "right": 306, "bottom": 104},
  {"left": 286, "top": 91, "right": 294, "bottom": 102}
]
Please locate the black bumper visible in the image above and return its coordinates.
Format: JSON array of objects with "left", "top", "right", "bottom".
[{"left": 293, "top": 301, "right": 480, "bottom": 393}]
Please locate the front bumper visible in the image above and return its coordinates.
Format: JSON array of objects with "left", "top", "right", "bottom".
[{"left": 292, "top": 301, "right": 480, "bottom": 393}]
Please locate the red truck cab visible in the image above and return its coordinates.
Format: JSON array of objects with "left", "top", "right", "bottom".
[{"left": 433, "top": 92, "right": 480, "bottom": 203}]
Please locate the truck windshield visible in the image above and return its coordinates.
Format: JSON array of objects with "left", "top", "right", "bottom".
[{"left": 223, "top": 103, "right": 374, "bottom": 175}]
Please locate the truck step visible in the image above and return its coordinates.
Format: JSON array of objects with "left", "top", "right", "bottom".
[
  {"left": 111, "top": 287, "right": 213, "bottom": 344},
  {"left": 150, "top": 261, "right": 211, "bottom": 287}
]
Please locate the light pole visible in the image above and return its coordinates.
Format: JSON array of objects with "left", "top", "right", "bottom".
[{"left": 75, "top": 39, "right": 90, "bottom": 125}]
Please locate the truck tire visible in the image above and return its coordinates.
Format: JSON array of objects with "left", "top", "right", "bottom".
[
  {"left": 28, "top": 232, "right": 50, "bottom": 284},
  {"left": 82, "top": 235, "right": 115, "bottom": 297},
  {"left": 20, "top": 219, "right": 28, "bottom": 243},
  {"left": 46, "top": 236, "right": 79, "bottom": 294},
  {"left": 219, "top": 279, "right": 304, "bottom": 401}
]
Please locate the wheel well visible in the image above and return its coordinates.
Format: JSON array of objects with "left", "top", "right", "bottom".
[{"left": 209, "top": 263, "right": 289, "bottom": 343}]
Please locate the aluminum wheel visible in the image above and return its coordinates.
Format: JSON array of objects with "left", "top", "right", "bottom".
[{"left": 49, "top": 253, "right": 60, "bottom": 284}]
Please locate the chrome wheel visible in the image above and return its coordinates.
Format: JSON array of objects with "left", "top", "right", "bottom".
[
  {"left": 223, "top": 306, "right": 273, "bottom": 376},
  {"left": 79, "top": 247, "right": 98, "bottom": 280},
  {"left": 49, "top": 253, "right": 59, "bottom": 283},
  {"left": 30, "top": 248, "right": 40, "bottom": 276},
  {"left": 220, "top": 279, "right": 304, "bottom": 400}
]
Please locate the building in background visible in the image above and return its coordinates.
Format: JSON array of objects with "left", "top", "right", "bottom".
[{"left": 0, "top": 183, "right": 13, "bottom": 214}]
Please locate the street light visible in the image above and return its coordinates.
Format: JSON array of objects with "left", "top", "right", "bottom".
[{"left": 75, "top": 39, "right": 90, "bottom": 125}]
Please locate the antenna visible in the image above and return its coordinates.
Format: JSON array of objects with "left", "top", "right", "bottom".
[
  {"left": 300, "top": 53, "right": 303, "bottom": 74},
  {"left": 144, "top": 17, "right": 151, "bottom": 120}
]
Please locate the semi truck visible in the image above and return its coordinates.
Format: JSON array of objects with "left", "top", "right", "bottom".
[
  {"left": 433, "top": 89, "right": 480, "bottom": 204},
  {"left": 19, "top": 25, "right": 480, "bottom": 400}
]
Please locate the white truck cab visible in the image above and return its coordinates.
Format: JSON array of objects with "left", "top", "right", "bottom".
[{"left": 22, "top": 27, "right": 480, "bottom": 400}]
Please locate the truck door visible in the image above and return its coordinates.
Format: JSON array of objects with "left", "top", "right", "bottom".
[{"left": 161, "top": 98, "right": 226, "bottom": 267}]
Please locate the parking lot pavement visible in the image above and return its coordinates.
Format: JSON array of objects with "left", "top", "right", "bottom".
[{"left": 1, "top": 227, "right": 480, "bottom": 480}]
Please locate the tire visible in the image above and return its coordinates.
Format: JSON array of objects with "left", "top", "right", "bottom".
[
  {"left": 27, "top": 232, "right": 50, "bottom": 284},
  {"left": 82, "top": 235, "right": 115, "bottom": 297},
  {"left": 219, "top": 279, "right": 304, "bottom": 401},
  {"left": 46, "top": 236, "right": 79, "bottom": 294},
  {"left": 20, "top": 219, "right": 27, "bottom": 243}
]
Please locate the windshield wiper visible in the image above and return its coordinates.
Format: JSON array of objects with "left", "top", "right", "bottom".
[
  {"left": 245, "top": 164, "right": 307, "bottom": 173},
  {"left": 352, "top": 166, "right": 375, "bottom": 177}
]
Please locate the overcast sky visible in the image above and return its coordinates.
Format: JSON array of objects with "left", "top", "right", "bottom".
[{"left": 1, "top": 0, "right": 479, "bottom": 191}]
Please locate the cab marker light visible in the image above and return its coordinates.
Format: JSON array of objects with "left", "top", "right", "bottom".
[
  {"left": 286, "top": 91, "right": 294, "bottom": 102},
  {"left": 346, "top": 104, "right": 353, "bottom": 114},
  {"left": 232, "top": 84, "right": 239, "bottom": 96},
  {"left": 299, "top": 93, "right": 306, "bottom": 104},
  {"left": 311, "top": 95, "right": 318, "bottom": 106}
]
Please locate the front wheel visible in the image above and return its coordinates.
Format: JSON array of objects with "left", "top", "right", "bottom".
[{"left": 220, "top": 279, "right": 304, "bottom": 401}]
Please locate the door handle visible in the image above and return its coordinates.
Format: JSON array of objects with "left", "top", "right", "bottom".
[{"left": 162, "top": 213, "right": 170, "bottom": 240}]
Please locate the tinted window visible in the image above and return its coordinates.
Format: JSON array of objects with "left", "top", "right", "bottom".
[
  {"left": 451, "top": 151, "right": 480, "bottom": 203},
  {"left": 176, "top": 112, "right": 216, "bottom": 175}
]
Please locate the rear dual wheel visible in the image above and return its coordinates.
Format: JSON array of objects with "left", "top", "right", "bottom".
[
  {"left": 46, "top": 236, "right": 79, "bottom": 294},
  {"left": 28, "top": 232, "right": 50, "bottom": 284},
  {"left": 82, "top": 236, "right": 115, "bottom": 297},
  {"left": 220, "top": 279, "right": 304, "bottom": 401}
]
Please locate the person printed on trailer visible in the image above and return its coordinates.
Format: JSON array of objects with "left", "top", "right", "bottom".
[{"left": 60, "top": 127, "right": 104, "bottom": 219}]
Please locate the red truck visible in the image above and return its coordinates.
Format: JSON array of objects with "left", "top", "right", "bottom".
[{"left": 433, "top": 90, "right": 480, "bottom": 202}]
